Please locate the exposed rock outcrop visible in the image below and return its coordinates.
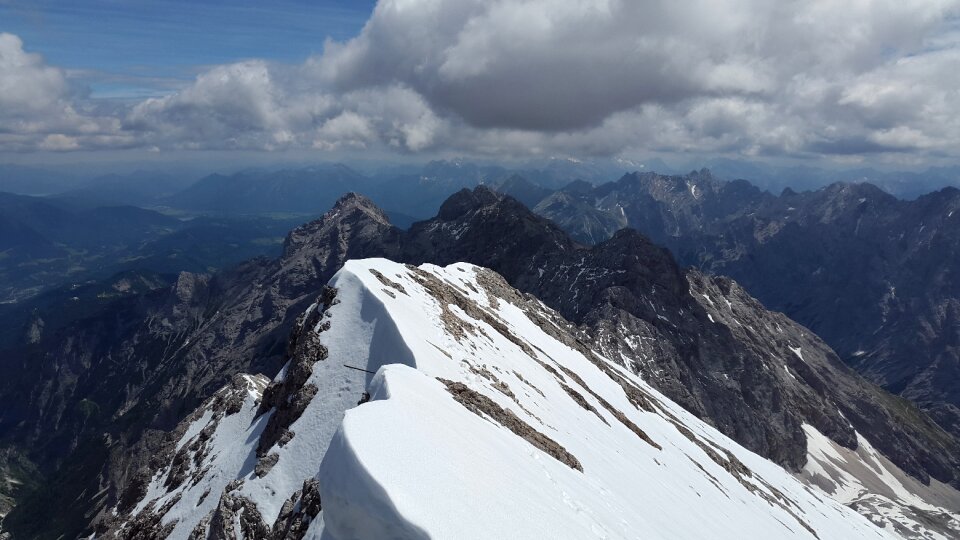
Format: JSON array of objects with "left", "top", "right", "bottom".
[
  {"left": 4, "top": 187, "right": 959, "bottom": 539},
  {"left": 535, "top": 171, "right": 960, "bottom": 440}
]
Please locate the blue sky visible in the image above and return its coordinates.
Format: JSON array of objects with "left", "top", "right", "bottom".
[
  {"left": 0, "top": 0, "right": 375, "bottom": 99},
  {"left": 0, "top": 1, "right": 958, "bottom": 168}
]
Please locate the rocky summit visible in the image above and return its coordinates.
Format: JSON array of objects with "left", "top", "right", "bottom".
[
  {"left": 533, "top": 171, "right": 960, "bottom": 440},
  {"left": 103, "top": 259, "right": 939, "bottom": 539},
  {"left": 0, "top": 189, "right": 958, "bottom": 540},
  {"left": 4, "top": 4, "right": 960, "bottom": 539}
]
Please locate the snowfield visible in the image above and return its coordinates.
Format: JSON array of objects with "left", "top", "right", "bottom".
[
  {"left": 801, "top": 424, "right": 960, "bottom": 540},
  {"left": 114, "top": 258, "right": 902, "bottom": 539}
]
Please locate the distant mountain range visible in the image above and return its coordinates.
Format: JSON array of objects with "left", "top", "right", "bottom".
[
  {"left": 163, "top": 165, "right": 373, "bottom": 215},
  {"left": 4, "top": 162, "right": 960, "bottom": 430},
  {"left": 0, "top": 192, "right": 300, "bottom": 302},
  {"left": 57, "top": 170, "right": 198, "bottom": 207},
  {"left": 5, "top": 157, "right": 958, "bottom": 212},
  {"left": 158, "top": 159, "right": 634, "bottom": 220},
  {"left": 2, "top": 160, "right": 960, "bottom": 538},
  {"left": 1, "top": 189, "right": 958, "bottom": 538},
  {"left": 699, "top": 158, "right": 960, "bottom": 200},
  {"left": 528, "top": 170, "right": 960, "bottom": 441},
  {"left": 0, "top": 192, "right": 179, "bottom": 301}
]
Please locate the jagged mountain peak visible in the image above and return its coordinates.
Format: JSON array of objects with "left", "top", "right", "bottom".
[
  {"left": 435, "top": 185, "right": 505, "bottom": 220},
  {"left": 406, "top": 187, "right": 580, "bottom": 272},
  {"left": 8, "top": 187, "right": 960, "bottom": 539},
  {"left": 560, "top": 178, "right": 594, "bottom": 194},
  {"left": 324, "top": 191, "right": 392, "bottom": 227},
  {"left": 107, "top": 259, "right": 903, "bottom": 540},
  {"left": 819, "top": 180, "right": 893, "bottom": 197},
  {"left": 941, "top": 185, "right": 960, "bottom": 198},
  {"left": 604, "top": 226, "right": 671, "bottom": 248},
  {"left": 282, "top": 193, "right": 396, "bottom": 260},
  {"left": 330, "top": 191, "right": 383, "bottom": 214},
  {"left": 909, "top": 184, "right": 960, "bottom": 212},
  {"left": 531, "top": 171, "right": 960, "bottom": 446},
  {"left": 616, "top": 167, "right": 716, "bottom": 187},
  {"left": 813, "top": 181, "right": 898, "bottom": 207},
  {"left": 404, "top": 191, "right": 960, "bottom": 503},
  {"left": 491, "top": 174, "right": 555, "bottom": 208},
  {"left": 592, "top": 228, "right": 688, "bottom": 297},
  {"left": 428, "top": 186, "right": 567, "bottom": 240}
]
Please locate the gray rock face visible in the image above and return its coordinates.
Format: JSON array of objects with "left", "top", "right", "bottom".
[
  {"left": 534, "top": 169, "right": 765, "bottom": 247},
  {"left": 400, "top": 187, "right": 960, "bottom": 487},
  {"left": 3, "top": 187, "right": 959, "bottom": 538},
  {"left": 255, "top": 286, "right": 337, "bottom": 458},
  {"left": 0, "top": 193, "right": 397, "bottom": 538},
  {"left": 533, "top": 171, "right": 960, "bottom": 440}
]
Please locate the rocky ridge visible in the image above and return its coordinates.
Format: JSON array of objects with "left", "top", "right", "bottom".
[
  {"left": 1, "top": 188, "right": 958, "bottom": 539},
  {"left": 0, "top": 194, "right": 397, "bottom": 537},
  {"left": 533, "top": 170, "right": 960, "bottom": 438},
  {"left": 402, "top": 187, "right": 960, "bottom": 487},
  {"left": 106, "top": 259, "right": 914, "bottom": 539}
]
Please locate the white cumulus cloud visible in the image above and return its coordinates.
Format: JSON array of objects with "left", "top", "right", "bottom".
[
  {"left": 1, "top": 0, "right": 960, "bottom": 163},
  {"left": 0, "top": 32, "right": 121, "bottom": 151}
]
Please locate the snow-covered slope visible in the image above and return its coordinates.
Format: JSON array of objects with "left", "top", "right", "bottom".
[
  {"left": 800, "top": 424, "right": 960, "bottom": 540},
  {"left": 109, "top": 259, "right": 902, "bottom": 539}
]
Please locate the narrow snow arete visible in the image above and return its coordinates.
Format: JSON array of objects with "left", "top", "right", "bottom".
[{"left": 110, "top": 258, "right": 940, "bottom": 539}]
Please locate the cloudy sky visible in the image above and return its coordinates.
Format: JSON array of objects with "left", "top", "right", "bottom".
[{"left": 1, "top": 0, "right": 958, "bottom": 167}]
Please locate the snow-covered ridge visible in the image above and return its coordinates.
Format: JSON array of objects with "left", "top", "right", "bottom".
[{"left": 110, "top": 259, "right": 896, "bottom": 539}]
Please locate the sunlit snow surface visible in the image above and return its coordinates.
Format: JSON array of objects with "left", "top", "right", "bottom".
[
  {"left": 801, "top": 424, "right": 960, "bottom": 540},
  {"left": 122, "top": 259, "right": 904, "bottom": 539},
  {"left": 129, "top": 374, "right": 272, "bottom": 538},
  {"left": 316, "top": 260, "right": 888, "bottom": 540}
]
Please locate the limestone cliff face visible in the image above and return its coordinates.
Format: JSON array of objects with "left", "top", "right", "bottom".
[
  {"left": 0, "top": 194, "right": 398, "bottom": 538},
  {"left": 399, "top": 187, "right": 960, "bottom": 487},
  {"left": 106, "top": 259, "right": 960, "bottom": 540},
  {"left": 3, "top": 188, "right": 959, "bottom": 539},
  {"left": 534, "top": 171, "right": 960, "bottom": 439}
]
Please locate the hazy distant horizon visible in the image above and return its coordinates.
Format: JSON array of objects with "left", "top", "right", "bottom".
[{"left": 3, "top": 154, "right": 959, "bottom": 203}]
